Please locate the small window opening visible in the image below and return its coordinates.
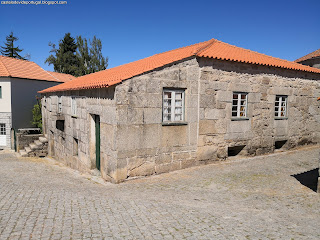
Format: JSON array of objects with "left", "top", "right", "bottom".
[
  {"left": 58, "top": 96, "right": 62, "bottom": 113},
  {"left": 228, "top": 145, "right": 245, "bottom": 157},
  {"left": 56, "top": 120, "right": 65, "bottom": 132},
  {"left": 275, "top": 140, "right": 287, "bottom": 150},
  {"left": 73, "top": 138, "right": 78, "bottom": 156}
]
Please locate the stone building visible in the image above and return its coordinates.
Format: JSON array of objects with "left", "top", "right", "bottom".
[
  {"left": 295, "top": 49, "right": 320, "bottom": 69},
  {"left": 0, "top": 56, "right": 74, "bottom": 148},
  {"left": 40, "top": 39, "right": 320, "bottom": 183}
]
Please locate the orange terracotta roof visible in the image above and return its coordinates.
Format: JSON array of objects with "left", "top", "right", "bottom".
[
  {"left": 0, "top": 56, "right": 69, "bottom": 82},
  {"left": 40, "top": 39, "right": 320, "bottom": 93},
  {"left": 47, "top": 71, "right": 75, "bottom": 82},
  {"left": 295, "top": 49, "right": 320, "bottom": 63}
]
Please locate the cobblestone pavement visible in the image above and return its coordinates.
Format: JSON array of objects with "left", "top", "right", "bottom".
[{"left": 0, "top": 146, "right": 320, "bottom": 240}]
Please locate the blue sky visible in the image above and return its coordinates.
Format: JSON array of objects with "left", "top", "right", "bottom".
[{"left": 0, "top": 0, "right": 319, "bottom": 71}]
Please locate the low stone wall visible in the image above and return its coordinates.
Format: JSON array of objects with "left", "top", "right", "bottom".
[{"left": 16, "top": 129, "right": 43, "bottom": 152}]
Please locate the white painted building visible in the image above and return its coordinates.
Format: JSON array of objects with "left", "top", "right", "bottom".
[{"left": 0, "top": 56, "right": 75, "bottom": 148}]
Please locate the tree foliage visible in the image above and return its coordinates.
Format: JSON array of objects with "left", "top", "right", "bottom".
[
  {"left": 76, "top": 36, "right": 90, "bottom": 76},
  {"left": 45, "top": 33, "right": 80, "bottom": 76},
  {"left": 31, "top": 99, "right": 42, "bottom": 131},
  {"left": 89, "top": 36, "right": 108, "bottom": 73},
  {"left": 46, "top": 33, "right": 108, "bottom": 77},
  {"left": 1, "top": 32, "right": 27, "bottom": 60}
]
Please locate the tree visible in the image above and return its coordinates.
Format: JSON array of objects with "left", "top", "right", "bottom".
[
  {"left": 76, "top": 35, "right": 108, "bottom": 75},
  {"left": 45, "top": 33, "right": 80, "bottom": 76},
  {"left": 89, "top": 36, "right": 108, "bottom": 73},
  {"left": 76, "top": 36, "right": 91, "bottom": 76},
  {"left": 1, "top": 32, "right": 26, "bottom": 60},
  {"left": 46, "top": 33, "right": 108, "bottom": 77}
]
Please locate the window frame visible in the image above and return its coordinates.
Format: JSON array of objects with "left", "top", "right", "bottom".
[
  {"left": 275, "top": 95, "right": 288, "bottom": 119},
  {"left": 162, "top": 88, "right": 186, "bottom": 124},
  {"left": 0, "top": 86, "right": 2, "bottom": 99},
  {"left": 0, "top": 123, "right": 6, "bottom": 135},
  {"left": 231, "top": 92, "right": 248, "bottom": 119},
  {"left": 71, "top": 96, "right": 78, "bottom": 117}
]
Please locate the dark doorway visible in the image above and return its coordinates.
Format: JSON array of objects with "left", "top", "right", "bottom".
[{"left": 292, "top": 168, "right": 319, "bottom": 192}]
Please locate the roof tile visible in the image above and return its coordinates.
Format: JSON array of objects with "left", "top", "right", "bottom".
[
  {"left": 40, "top": 39, "right": 320, "bottom": 93},
  {"left": 0, "top": 56, "right": 72, "bottom": 82},
  {"left": 295, "top": 49, "right": 320, "bottom": 63}
]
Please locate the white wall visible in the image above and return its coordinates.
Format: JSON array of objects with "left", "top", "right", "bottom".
[{"left": 0, "top": 78, "right": 12, "bottom": 113}]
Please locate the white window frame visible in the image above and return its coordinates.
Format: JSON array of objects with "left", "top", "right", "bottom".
[
  {"left": 58, "top": 96, "right": 62, "bottom": 114},
  {"left": 0, "top": 124, "right": 6, "bottom": 135},
  {"left": 232, "top": 92, "right": 248, "bottom": 118},
  {"left": 162, "top": 89, "right": 185, "bottom": 123},
  {"left": 71, "top": 96, "right": 78, "bottom": 117},
  {"left": 275, "top": 95, "right": 288, "bottom": 118}
]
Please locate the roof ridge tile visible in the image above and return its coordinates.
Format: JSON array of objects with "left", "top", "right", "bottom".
[
  {"left": 45, "top": 70, "right": 62, "bottom": 82},
  {"left": 195, "top": 38, "right": 216, "bottom": 55}
]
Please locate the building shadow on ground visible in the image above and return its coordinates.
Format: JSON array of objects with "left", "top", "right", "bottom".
[{"left": 291, "top": 168, "right": 319, "bottom": 192}]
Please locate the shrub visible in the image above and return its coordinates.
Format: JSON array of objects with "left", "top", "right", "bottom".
[{"left": 31, "top": 98, "right": 42, "bottom": 131}]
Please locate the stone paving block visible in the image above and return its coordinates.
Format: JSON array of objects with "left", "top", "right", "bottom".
[{"left": 0, "top": 147, "right": 320, "bottom": 239}]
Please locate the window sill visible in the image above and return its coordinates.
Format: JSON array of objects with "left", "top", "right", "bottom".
[
  {"left": 71, "top": 115, "right": 78, "bottom": 119},
  {"left": 162, "top": 122, "right": 188, "bottom": 126},
  {"left": 275, "top": 117, "right": 288, "bottom": 120},
  {"left": 231, "top": 117, "right": 249, "bottom": 121}
]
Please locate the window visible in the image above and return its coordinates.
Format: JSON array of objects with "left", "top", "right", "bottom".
[
  {"left": 0, "top": 86, "right": 2, "bottom": 98},
  {"left": 232, "top": 92, "right": 248, "bottom": 118},
  {"left": 275, "top": 95, "right": 287, "bottom": 118},
  {"left": 56, "top": 120, "right": 65, "bottom": 132},
  {"left": 71, "top": 97, "right": 77, "bottom": 116},
  {"left": 0, "top": 124, "right": 5, "bottom": 135},
  {"left": 163, "top": 89, "right": 185, "bottom": 122},
  {"left": 58, "top": 96, "right": 62, "bottom": 113}
]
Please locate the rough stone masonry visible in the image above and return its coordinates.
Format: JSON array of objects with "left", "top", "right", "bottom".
[{"left": 41, "top": 56, "right": 320, "bottom": 183}]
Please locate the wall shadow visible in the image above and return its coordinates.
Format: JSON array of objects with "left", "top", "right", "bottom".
[{"left": 291, "top": 168, "right": 319, "bottom": 192}]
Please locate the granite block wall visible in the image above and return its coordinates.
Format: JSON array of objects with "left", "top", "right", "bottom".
[{"left": 42, "top": 56, "right": 320, "bottom": 183}]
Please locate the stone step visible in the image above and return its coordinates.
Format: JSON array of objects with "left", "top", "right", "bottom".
[
  {"left": 39, "top": 137, "right": 48, "bottom": 143},
  {"left": 44, "top": 134, "right": 48, "bottom": 138},
  {"left": 25, "top": 146, "right": 32, "bottom": 154},
  {"left": 34, "top": 140, "right": 43, "bottom": 147},
  {"left": 29, "top": 143, "right": 39, "bottom": 150},
  {"left": 19, "top": 150, "right": 28, "bottom": 157}
]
